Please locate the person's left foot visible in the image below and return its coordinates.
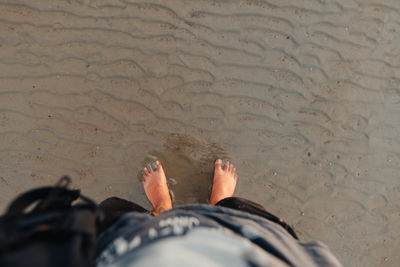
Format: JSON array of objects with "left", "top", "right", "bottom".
[{"left": 142, "top": 161, "right": 172, "bottom": 215}]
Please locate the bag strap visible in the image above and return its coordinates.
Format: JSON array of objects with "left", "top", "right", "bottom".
[
  {"left": 1, "top": 176, "right": 104, "bottom": 244},
  {"left": 4, "top": 176, "right": 82, "bottom": 221},
  {"left": 32, "top": 176, "right": 74, "bottom": 213},
  {"left": 0, "top": 209, "right": 98, "bottom": 252}
]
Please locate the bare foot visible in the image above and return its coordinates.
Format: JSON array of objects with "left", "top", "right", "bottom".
[
  {"left": 142, "top": 161, "right": 172, "bottom": 215},
  {"left": 210, "top": 159, "right": 238, "bottom": 205}
]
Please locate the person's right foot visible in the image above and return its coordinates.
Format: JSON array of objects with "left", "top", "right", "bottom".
[{"left": 210, "top": 159, "right": 238, "bottom": 205}]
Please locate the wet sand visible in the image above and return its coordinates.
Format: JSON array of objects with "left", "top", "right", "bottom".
[{"left": 0, "top": 0, "right": 399, "bottom": 266}]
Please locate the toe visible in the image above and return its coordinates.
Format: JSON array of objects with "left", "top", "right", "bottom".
[
  {"left": 215, "top": 159, "right": 222, "bottom": 170},
  {"left": 146, "top": 164, "right": 153, "bottom": 173},
  {"left": 224, "top": 161, "right": 230, "bottom": 171},
  {"left": 230, "top": 164, "right": 234, "bottom": 173},
  {"left": 156, "top": 161, "right": 165, "bottom": 173}
]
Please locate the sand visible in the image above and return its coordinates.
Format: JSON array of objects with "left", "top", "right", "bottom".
[{"left": 0, "top": 0, "right": 399, "bottom": 266}]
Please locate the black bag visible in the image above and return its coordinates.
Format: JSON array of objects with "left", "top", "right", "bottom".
[{"left": 0, "top": 176, "right": 104, "bottom": 267}]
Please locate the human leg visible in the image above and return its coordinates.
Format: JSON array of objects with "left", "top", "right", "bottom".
[
  {"left": 215, "top": 197, "right": 298, "bottom": 239},
  {"left": 99, "top": 197, "right": 149, "bottom": 231},
  {"left": 209, "top": 159, "right": 238, "bottom": 205},
  {"left": 142, "top": 160, "right": 172, "bottom": 216},
  {"left": 100, "top": 160, "right": 172, "bottom": 231},
  {"left": 210, "top": 159, "right": 297, "bottom": 239}
]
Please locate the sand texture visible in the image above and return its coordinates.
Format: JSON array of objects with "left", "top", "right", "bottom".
[{"left": 0, "top": 0, "right": 400, "bottom": 266}]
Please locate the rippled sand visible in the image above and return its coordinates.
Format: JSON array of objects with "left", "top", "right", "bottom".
[{"left": 1, "top": 0, "right": 399, "bottom": 266}]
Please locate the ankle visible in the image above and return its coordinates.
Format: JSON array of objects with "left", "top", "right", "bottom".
[
  {"left": 152, "top": 201, "right": 172, "bottom": 216},
  {"left": 209, "top": 196, "right": 221, "bottom": 205}
]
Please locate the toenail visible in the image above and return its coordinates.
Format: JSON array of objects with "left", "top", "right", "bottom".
[{"left": 146, "top": 164, "right": 152, "bottom": 172}]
